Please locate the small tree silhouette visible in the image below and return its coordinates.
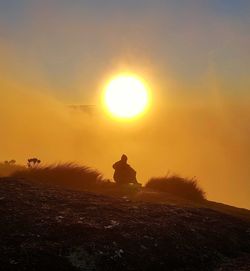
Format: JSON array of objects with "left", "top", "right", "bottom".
[
  {"left": 27, "top": 158, "right": 41, "bottom": 168},
  {"left": 4, "top": 160, "right": 16, "bottom": 165},
  {"left": 9, "top": 160, "right": 16, "bottom": 165}
]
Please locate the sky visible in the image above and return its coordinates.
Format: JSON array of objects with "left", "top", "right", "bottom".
[
  {"left": 0, "top": 0, "right": 250, "bottom": 208},
  {"left": 1, "top": 0, "right": 249, "bottom": 101}
]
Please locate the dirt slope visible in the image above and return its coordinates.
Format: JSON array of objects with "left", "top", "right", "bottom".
[{"left": 0, "top": 178, "right": 249, "bottom": 271}]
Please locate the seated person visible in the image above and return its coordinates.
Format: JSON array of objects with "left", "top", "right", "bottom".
[{"left": 113, "top": 154, "right": 138, "bottom": 185}]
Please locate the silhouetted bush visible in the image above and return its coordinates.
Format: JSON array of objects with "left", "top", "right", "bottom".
[
  {"left": 27, "top": 158, "right": 41, "bottom": 168},
  {"left": 4, "top": 160, "right": 16, "bottom": 165},
  {"left": 11, "top": 163, "right": 105, "bottom": 191},
  {"left": 145, "top": 175, "right": 206, "bottom": 202}
]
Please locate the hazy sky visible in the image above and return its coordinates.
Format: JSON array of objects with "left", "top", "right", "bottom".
[
  {"left": 0, "top": 1, "right": 250, "bottom": 209},
  {"left": 0, "top": 0, "right": 249, "bottom": 101}
]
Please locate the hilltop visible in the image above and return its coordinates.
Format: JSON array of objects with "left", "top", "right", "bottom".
[{"left": 0, "top": 177, "right": 249, "bottom": 271}]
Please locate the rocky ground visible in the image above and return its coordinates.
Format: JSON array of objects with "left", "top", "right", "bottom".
[{"left": 0, "top": 177, "right": 250, "bottom": 271}]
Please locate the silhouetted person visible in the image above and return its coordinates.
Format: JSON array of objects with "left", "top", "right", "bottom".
[{"left": 113, "top": 154, "right": 138, "bottom": 185}]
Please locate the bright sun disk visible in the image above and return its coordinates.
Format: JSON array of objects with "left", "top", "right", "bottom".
[{"left": 104, "top": 75, "right": 149, "bottom": 119}]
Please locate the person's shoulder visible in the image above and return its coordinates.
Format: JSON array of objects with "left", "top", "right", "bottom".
[
  {"left": 127, "top": 164, "right": 136, "bottom": 172},
  {"left": 113, "top": 161, "right": 120, "bottom": 168}
]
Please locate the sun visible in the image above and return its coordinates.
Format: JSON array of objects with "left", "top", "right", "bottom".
[{"left": 104, "top": 75, "right": 150, "bottom": 119}]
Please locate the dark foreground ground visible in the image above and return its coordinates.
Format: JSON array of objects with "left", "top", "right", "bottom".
[{"left": 0, "top": 178, "right": 250, "bottom": 271}]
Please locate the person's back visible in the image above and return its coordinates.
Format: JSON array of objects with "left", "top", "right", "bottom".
[{"left": 113, "top": 154, "right": 138, "bottom": 185}]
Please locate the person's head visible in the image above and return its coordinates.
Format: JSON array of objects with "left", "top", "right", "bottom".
[{"left": 121, "top": 154, "right": 128, "bottom": 163}]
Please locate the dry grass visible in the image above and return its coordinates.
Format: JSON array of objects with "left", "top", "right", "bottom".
[
  {"left": 0, "top": 163, "right": 26, "bottom": 177},
  {"left": 10, "top": 164, "right": 206, "bottom": 201},
  {"left": 10, "top": 163, "right": 141, "bottom": 196},
  {"left": 145, "top": 175, "right": 206, "bottom": 202},
  {"left": 11, "top": 163, "right": 106, "bottom": 191}
]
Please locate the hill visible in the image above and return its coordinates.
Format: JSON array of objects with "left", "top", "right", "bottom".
[{"left": 0, "top": 177, "right": 249, "bottom": 271}]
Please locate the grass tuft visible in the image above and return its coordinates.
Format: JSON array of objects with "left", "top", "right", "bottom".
[
  {"left": 0, "top": 163, "right": 26, "bottom": 177},
  {"left": 145, "top": 175, "right": 206, "bottom": 201},
  {"left": 11, "top": 163, "right": 104, "bottom": 191}
]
